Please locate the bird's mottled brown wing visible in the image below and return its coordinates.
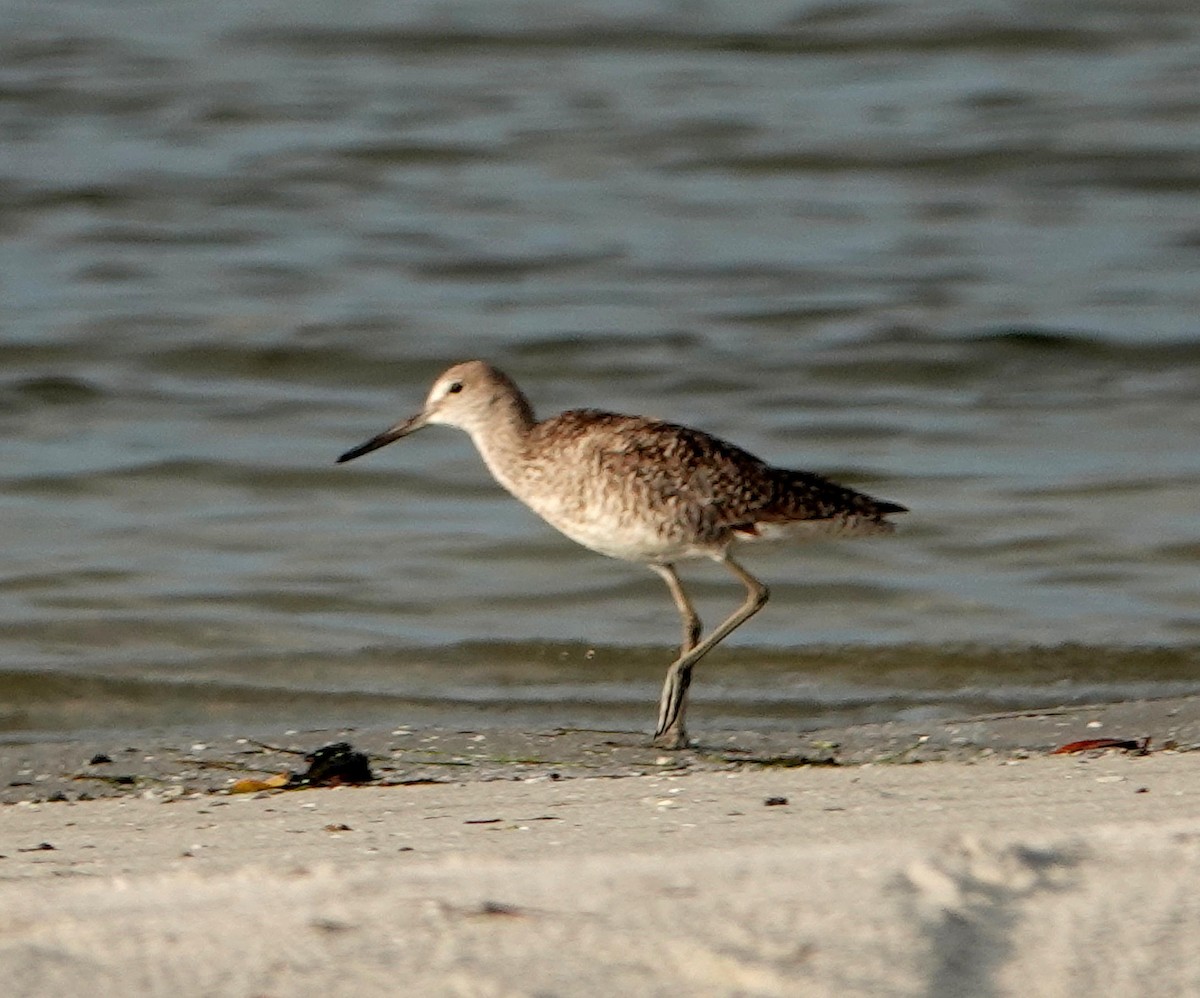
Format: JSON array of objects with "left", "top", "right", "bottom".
[
  {"left": 757, "top": 469, "right": 907, "bottom": 525},
  {"left": 542, "top": 409, "right": 903, "bottom": 538}
]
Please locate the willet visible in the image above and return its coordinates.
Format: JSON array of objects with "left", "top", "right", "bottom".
[{"left": 337, "top": 361, "right": 906, "bottom": 748}]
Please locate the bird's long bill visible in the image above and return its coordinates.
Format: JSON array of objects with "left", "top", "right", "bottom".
[{"left": 336, "top": 412, "right": 427, "bottom": 463}]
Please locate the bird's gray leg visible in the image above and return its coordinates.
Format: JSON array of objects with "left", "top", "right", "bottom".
[
  {"left": 652, "top": 554, "right": 769, "bottom": 749},
  {"left": 647, "top": 564, "right": 701, "bottom": 749},
  {"left": 649, "top": 563, "right": 703, "bottom": 654}
]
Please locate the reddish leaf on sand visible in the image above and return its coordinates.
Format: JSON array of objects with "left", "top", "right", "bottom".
[{"left": 1051, "top": 738, "right": 1149, "bottom": 755}]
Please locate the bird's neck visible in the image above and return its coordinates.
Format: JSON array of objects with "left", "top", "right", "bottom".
[{"left": 464, "top": 391, "right": 537, "bottom": 492}]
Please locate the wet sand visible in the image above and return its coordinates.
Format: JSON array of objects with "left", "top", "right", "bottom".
[
  {"left": 4, "top": 691, "right": 1199, "bottom": 804},
  {"left": 4, "top": 697, "right": 1200, "bottom": 995}
]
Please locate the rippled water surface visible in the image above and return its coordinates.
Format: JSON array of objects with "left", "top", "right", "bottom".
[{"left": 3, "top": 0, "right": 1199, "bottom": 736}]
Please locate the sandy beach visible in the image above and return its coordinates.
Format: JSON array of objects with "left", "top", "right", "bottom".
[{"left": 4, "top": 696, "right": 1200, "bottom": 996}]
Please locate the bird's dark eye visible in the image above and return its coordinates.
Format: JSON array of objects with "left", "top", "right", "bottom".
[{"left": 447, "top": 382, "right": 463, "bottom": 394}]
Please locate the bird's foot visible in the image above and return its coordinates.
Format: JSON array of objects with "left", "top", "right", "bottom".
[{"left": 650, "top": 727, "right": 690, "bottom": 750}]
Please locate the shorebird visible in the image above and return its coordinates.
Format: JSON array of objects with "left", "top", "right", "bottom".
[{"left": 337, "top": 361, "right": 905, "bottom": 748}]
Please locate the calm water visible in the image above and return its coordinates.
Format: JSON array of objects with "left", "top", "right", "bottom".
[{"left": 3, "top": 0, "right": 1199, "bottom": 737}]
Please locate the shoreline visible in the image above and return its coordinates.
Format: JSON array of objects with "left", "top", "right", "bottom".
[
  {"left": 4, "top": 695, "right": 1200, "bottom": 995},
  {"left": 4, "top": 691, "right": 1199, "bottom": 805}
]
